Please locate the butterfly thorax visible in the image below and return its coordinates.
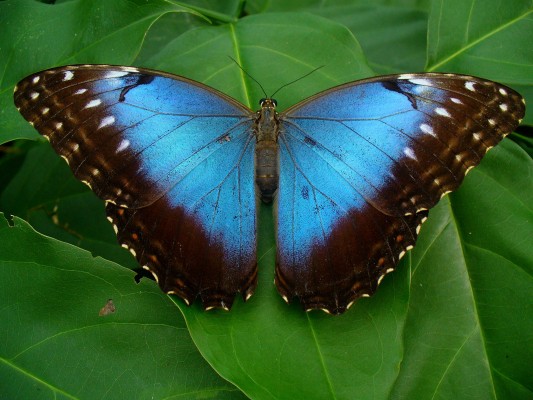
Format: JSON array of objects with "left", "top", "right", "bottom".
[{"left": 254, "top": 98, "right": 280, "bottom": 203}]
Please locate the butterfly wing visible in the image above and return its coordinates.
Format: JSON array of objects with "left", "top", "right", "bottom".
[
  {"left": 14, "top": 65, "right": 258, "bottom": 309},
  {"left": 277, "top": 73, "right": 525, "bottom": 314}
]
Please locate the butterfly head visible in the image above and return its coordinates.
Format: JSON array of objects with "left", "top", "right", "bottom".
[{"left": 259, "top": 98, "right": 277, "bottom": 109}]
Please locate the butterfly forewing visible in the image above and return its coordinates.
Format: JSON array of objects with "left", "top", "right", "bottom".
[
  {"left": 276, "top": 73, "right": 525, "bottom": 314},
  {"left": 14, "top": 65, "right": 259, "bottom": 310}
]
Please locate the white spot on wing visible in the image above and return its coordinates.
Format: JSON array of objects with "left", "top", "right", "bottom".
[
  {"left": 499, "top": 88, "right": 507, "bottom": 96},
  {"left": 420, "top": 123, "right": 436, "bottom": 137},
  {"left": 473, "top": 132, "right": 481, "bottom": 141},
  {"left": 30, "top": 92, "right": 39, "bottom": 100},
  {"left": 465, "top": 81, "right": 476, "bottom": 92},
  {"left": 409, "top": 78, "right": 432, "bottom": 86},
  {"left": 440, "top": 190, "right": 452, "bottom": 199},
  {"left": 451, "top": 97, "right": 463, "bottom": 104},
  {"left": 74, "top": 88, "right": 87, "bottom": 95},
  {"left": 404, "top": 147, "right": 417, "bottom": 160},
  {"left": 63, "top": 71, "right": 74, "bottom": 81},
  {"left": 98, "top": 115, "right": 115, "bottom": 129},
  {"left": 120, "top": 66, "right": 140, "bottom": 73},
  {"left": 488, "top": 119, "right": 496, "bottom": 126},
  {"left": 435, "top": 107, "right": 451, "bottom": 117},
  {"left": 499, "top": 103, "right": 508, "bottom": 111},
  {"left": 32, "top": 76, "right": 40, "bottom": 84},
  {"left": 143, "top": 265, "right": 156, "bottom": 279},
  {"left": 41, "top": 107, "right": 50, "bottom": 115},
  {"left": 55, "top": 122, "right": 63, "bottom": 130},
  {"left": 398, "top": 74, "right": 415, "bottom": 80},
  {"left": 84, "top": 99, "right": 102, "bottom": 109},
  {"left": 105, "top": 71, "right": 129, "bottom": 78},
  {"left": 116, "top": 139, "right": 130, "bottom": 153}
]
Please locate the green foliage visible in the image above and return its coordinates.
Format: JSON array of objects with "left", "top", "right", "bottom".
[{"left": 0, "top": 0, "right": 531, "bottom": 399}]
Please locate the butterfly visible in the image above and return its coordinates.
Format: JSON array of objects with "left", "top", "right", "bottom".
[{"left": 14, "top": 65, "right": 525, "bottom": 314}]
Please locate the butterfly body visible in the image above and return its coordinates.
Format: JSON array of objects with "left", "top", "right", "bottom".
[
  {"left": 14, "top": 65, "right": 525, "bottom": 314},
  {"left": 254, "top": 98, "right": 280, "bottom": 203}
]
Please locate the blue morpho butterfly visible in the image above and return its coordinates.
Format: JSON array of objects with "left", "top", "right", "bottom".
[{"left": 14, "top": 65, "right": 525, "bottom": 314}]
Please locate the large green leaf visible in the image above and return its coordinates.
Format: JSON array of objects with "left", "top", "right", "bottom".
[
  {"left": 246, "top": 0, "right": 430, "bottom": 73},
  {"left": 1, "top": 1, "right": 532, "bottom": 399},
  {"left": 0, "top": 214, "right": 246, "bottom": 399}
]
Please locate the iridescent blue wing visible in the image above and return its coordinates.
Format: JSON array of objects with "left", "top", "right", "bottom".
[
  {"left": 277, "top": 73, "right": 525, "bottom": 314},
  {"left": 14, "top": 65, "right": 257, "bottom": 310}
]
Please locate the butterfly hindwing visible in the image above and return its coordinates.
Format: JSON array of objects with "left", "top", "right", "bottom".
[
  {"left": 14, "top": 65, "right": 258, "bottom": 309},
  {"left": 276, "top": 73, "right": 525, "bottom": 313}
]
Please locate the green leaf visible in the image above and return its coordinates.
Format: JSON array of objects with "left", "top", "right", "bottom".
[
  {"left": 426, "top": 0, "right": 532, "bottom": 123},
  {"left": 178, "top": 0, "right": 245, "bottom": 22},
  {"left": 314, "top": 4, "right": 428, "bottom": 73},
  {"left": 136, "top": 0, "right": 247, "bottom": 64},
  {"left": 246, "top": 0, "right": 430, "bottom": 73},
  {"left": 245, "top": 0, "right": 431, "bottom": 14},
  {"left": 0, "top": 214, "right": 246, "bottom": 399},
  {"left": 1, "top": 2, "right": 532, "bottom": 400}
]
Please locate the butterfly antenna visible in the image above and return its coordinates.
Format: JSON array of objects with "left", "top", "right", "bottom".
[
  {"left": 270, "top": 65, "right": 325, "bottom": 98},
  {"left": 228, "top": 56, "right": 268, "bottom": 99}
]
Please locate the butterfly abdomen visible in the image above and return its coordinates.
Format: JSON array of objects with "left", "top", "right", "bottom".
[
  {"left": 255, "top": 140, "right": 279, "bottom": 203},
  {"left": 255, "top": 98, "right": 281, "bottom": 203}
]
